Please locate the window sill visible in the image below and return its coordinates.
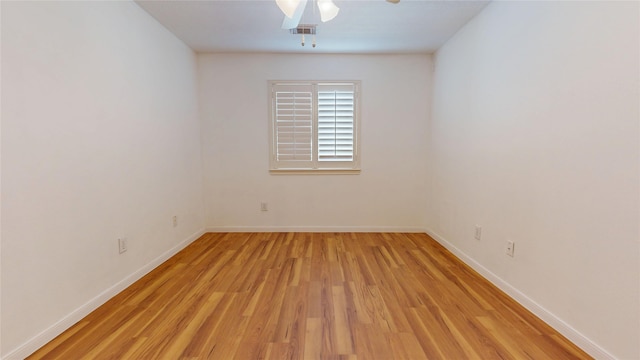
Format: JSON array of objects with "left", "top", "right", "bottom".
[{"left": 269, "top": 168, "right": 361, "bottom": 175}]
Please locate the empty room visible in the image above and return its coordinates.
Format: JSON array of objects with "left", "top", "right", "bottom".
[{"left": 1, "top": 0, "right": 638, "bottom": 359}]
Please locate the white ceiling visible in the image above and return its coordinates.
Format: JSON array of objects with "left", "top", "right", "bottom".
[{"left": 135, "top": 0, "right": 490, "bottom": 54}]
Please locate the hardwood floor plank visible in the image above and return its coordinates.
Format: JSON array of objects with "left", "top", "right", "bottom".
[
  {"left": 331, "top": 285, "right": 355, "bottom": 355},
  {"left": 28, "top": 233, "right": 592, "bottom": 360},
  {"left": 303, "top": 318, "right": 322, "bottom": 360},
  {"left": 161, "top": 291, "right": 225, "bottom": 358},
  {"left": 345, "top": 281, "right": 373, "bottom": 324},
  {"left": 387, "top": 333, "right": 426, "bottom": 360}
]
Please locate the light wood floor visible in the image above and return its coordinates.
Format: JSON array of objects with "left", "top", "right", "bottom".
[{"left": 29, "top": 233, "right": 591, "bottom": 359}]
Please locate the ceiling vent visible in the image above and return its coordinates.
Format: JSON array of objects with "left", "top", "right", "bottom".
[
  {"left": 290, "top": 24, "right": 317, "bottom": 47},
  {"left": 289, "top": 24, "right": 317, "bottom": 35}
]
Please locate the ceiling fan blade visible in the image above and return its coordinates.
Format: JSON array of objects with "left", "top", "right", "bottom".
[
  {"left": 281, "top": 0, "right": 308, "bottom": 29},
  {"left": 317, "top": 0, "right": 339, "bottom": 22},
  {"left": 386, "top": 0, "right": 400, "bottom": 3},
  {"left": 276, "top": 0, "right": 301, "bottom": 18}
]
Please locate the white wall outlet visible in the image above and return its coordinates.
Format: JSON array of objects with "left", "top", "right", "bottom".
[
  {"left": 118, "top": 238, "right": 128, "bottom": 254},
  {"left": 260, "top": 202, "right": 268, "bottom": 211},
  {"left": 506, "top": 240, "right": 515, "bottom": 257},
  {"left": 172, "top": 215, "right": 178, "bottom": 227},
  {"left": 474, "top": 225, "right": 482, "bottom": 240}
]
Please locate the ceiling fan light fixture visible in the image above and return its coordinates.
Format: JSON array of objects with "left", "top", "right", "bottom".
[
  {"left": 276, "top": 0, "right": 302, "bottom": 18},
  {"left": 317, "top": 0, "right": 339, "bottom": 22}
]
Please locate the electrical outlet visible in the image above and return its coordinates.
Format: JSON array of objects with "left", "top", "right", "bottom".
[
  {"left": 172, "top": 215, "right": 178, "bottom": 227},
  {"left": 506, "top": 240, "right": 515, "bottom": 257},
  {"left": 118, "top": 238, "right": 128, "bottom": 254},
  {"left": 261, "top": 202, "right": 268, "bottom": 211},
  {"left": 474, "top": 225, "right": 482, "bottom": 240}
]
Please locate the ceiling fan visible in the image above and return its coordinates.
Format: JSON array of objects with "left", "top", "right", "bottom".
[{"left": 276, "top": 0, "right": 399, "bottom": 29}]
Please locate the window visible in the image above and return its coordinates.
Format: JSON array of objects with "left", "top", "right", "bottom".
[{"left": 269, "top": 81, "right": 360, "bottom": 173}]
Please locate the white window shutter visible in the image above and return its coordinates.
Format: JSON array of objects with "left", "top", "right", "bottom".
[
  {"left": 272, "top": 84, "right": 313, "bottom": 168},
  {"left": 317, "top": 84, "right": 355, "bottom": 162}
]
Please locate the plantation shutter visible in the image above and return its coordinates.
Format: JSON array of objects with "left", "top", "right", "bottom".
[
  {"left": 317, "top": 84, "right": 355, "bottom": 162},
  {"left": 272, "top": 84, "right": 313, "bottom": 166},
  {"left": 269, "top": 81, "right": 359, "bottom": 172}
]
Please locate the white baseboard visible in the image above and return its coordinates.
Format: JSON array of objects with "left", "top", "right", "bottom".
[
  {"left": 3, "top": 228, "right": 206, "bottom": 360},
  {"left": 424, "top": 228, "right": 616, "bottom": 360},
  {"left": 205, "top": 226, "right": 427, "bottom": 233}
]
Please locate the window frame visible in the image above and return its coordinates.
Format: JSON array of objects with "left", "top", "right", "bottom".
[{"left": 268, "top": 80, "right": 361, "bottom": 174}]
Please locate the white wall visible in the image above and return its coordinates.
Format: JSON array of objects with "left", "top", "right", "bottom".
[
  {"left": 1, "top": 1, "right": 205, "bottom": 357},
  {"left": 199, "top": 53, "right": 430, "bottom": 231},
  {"left": 428, "top": 2, "right": 639, "bottom": 359},
  {"left": 3, "top": 1, "right": 635, "bottom": 358}
]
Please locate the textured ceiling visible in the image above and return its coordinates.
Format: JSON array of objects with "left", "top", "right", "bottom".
[{"left": 135, "top": 0, "right": 489, "bottom": 53}]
